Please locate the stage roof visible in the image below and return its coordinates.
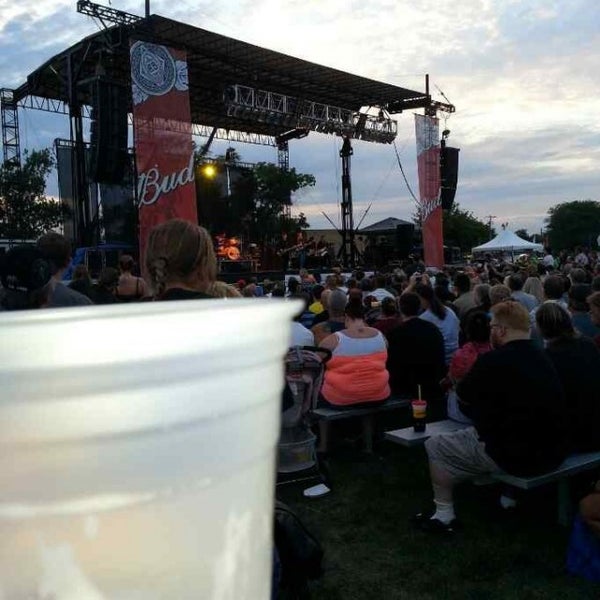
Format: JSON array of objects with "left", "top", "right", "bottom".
[{"left": 15, "top": 14, "right": 431, "bottom": 138}]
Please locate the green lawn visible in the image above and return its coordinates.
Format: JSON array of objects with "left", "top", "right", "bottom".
[{"left": 277, "top": 416, "right": 600, "bottom": 599}]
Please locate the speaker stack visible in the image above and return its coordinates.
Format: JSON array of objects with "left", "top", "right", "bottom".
[
  {"left": 395, "top": 223, "right": 415, "bottom": 259},
  {"left": 89, "top": 77, "right": 129, "bottom": 184},
  {"left": 440, "top": 144, "right": 460, "bottom": 210}
]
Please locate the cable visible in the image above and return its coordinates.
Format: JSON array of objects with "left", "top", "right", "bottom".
[{"left": 392, "top": 139, "right": 419, "bottom": 204}]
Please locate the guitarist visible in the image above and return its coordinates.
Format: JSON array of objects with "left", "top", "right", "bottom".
[{"left": 275, "top": 232, "right": 293, "bottom": 273}]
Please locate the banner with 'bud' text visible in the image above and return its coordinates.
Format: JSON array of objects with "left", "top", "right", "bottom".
[
  {"left": 415, "top": 114, "right": 443, "bottom": 268},
  {"left": 130, "top": 40, "right": 197, "bottom": 264}
]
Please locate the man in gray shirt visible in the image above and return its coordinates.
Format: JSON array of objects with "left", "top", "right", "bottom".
[
  {"left": 37, "top": 232, "right": 93, "bottom": 307},
  {"left": 508, "top": 273, "right": 538, "bottom": 312}
]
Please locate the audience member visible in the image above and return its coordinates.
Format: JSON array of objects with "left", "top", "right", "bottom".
[
  {"left": 452, "top": 272, "right": 475, "bottom": 318},
  {"left": 489, "top": 284, "right": 511, "bottom": 306},
  {"left": 372, "top": 297, "right": 402, "bottom": 336},
  {"left": 68, "top": 264, "right": 93, "bottom": 300},
  {"left": 311, "top": 289, "right": 346, "bottom": 345},
  {"left": 386, "top": 292, "right": 445, "bottom": 409},
  {"left": 589, "top": 292, "right": 600, "bottom": 348},
  {"left": 508, "top": 273, "right": 539, "bottom": 312},
  {"left": 319, "top": 297, "right": 389, "bottom": 408},
  {"left": 37, "top": 232, "right": 93, "bottom": 307},
  {"left": 206, "top": 280, "right": 242, "bottom": 298},
  {"left": 116, "top": 254, "right": 147, "bottom": 302},
  {"left": 446, "top": 311, "right": 492, "bottom": 424},
  {"left": 536, "top": 302, "right": 600, "bottom": 453},
  {"left": 146, "top": 219, "right": 216, "bottom": 300},
  {"left": 309, "top": 285, "right": 325, "bottom": 314},
  {"left": 415, "top": 281, "right": 459, "bottom": 365},
  {"left": 568, "top": 284, "right": 600, "bottom": 338},
  {"left": 311, "top": 288, "right": 332, "bottom": 327},
  {"left": 0, "top": 245, "right": 52, "bottom": 310},
  {"left": 290, "top": 292, "right": 315, "bottom": 347},
  {"left": 523, "top": 276, "right": 544, "bottom": 304},
  {"left": 90, "top": 268, "right": 119, "bottom": 304},
  {"left": 414, "top": 301, "right": 568, "bottom": 533}
]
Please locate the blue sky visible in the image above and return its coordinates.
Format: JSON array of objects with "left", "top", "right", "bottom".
[{"left": 1, "top": 0, "right": 599, "bottom": 235}]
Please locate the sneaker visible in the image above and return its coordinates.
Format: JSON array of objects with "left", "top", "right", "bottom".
[
  {"left": 303, "top": 483, "right": 331, "bottom": 498},
  {"left": 411, "top": 509, "right": 459, "bottom": 535}
]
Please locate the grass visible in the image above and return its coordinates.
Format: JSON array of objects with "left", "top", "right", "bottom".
[{"left": 277, "top": 414, "right": 600, "bottom": 599}]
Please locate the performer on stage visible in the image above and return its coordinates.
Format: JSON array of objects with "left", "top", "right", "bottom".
[{"left": 276, "top": 231, "right": 292, "bottom": 273}]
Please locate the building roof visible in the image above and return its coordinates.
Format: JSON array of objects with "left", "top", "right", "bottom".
[
  {"left": 360, "top": 217, "right": 413, "bottom": 233},
  {"left": 16, "top": 14, "right": 431, "bottom": 138}
]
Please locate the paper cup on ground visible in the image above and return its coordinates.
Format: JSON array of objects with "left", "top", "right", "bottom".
[{"left": 0, "top": 299, "right": 298, "bottom": 599}]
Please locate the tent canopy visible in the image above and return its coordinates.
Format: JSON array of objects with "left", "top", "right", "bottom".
[{"left": 472, "top": 230, "right": 543, "bottom": 253}]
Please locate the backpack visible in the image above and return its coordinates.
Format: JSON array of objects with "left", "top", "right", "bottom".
[{"left": 274, "top": 500, "right": 324, "bottom": 596}]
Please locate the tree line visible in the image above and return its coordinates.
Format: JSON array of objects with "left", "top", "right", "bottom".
[{"left": 0, "top": 146, "right": 598, "bottom": 253}]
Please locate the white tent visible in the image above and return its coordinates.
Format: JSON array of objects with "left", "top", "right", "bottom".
[{"left": 472, "top": 229, "right": 543, "bottom": 254}]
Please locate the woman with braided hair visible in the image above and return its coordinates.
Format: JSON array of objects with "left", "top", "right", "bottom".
[{"left": 145, "top": 219, "right": 217, "bottom": 301}]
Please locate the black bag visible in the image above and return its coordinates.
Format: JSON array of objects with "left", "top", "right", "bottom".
[{"left": 274, "top": 500, "right": 324, "bottom": 593}]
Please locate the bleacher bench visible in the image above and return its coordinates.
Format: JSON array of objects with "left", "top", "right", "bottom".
[
  {"left": 491, "top": 452, "right": 600, "bottom": 526},
  {"left": 384, "top": 419, "right": 470, "bottom": 447},
  {"left": 385, "top": 419, "right": 600, "bottom": 525},
  {"left": 311, "top": 397, "right": 410, "bottom": 452}
]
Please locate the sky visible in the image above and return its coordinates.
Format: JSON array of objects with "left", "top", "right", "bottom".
[{"left": 1, "top": 0, "right": 600, "bottom": 236}]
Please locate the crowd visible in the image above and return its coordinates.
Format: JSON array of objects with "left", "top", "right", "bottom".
[{"left": 2, "top": 221, "right": 600, "bottom": 586}]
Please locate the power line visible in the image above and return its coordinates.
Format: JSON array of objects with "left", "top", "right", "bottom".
[{"left": 392, "top": 139, "right": 419, "bottom": 204}]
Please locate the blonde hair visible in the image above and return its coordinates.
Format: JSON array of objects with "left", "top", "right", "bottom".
[
  {"left": 206, "top": 280, "right": 242, "bottom": 298},
  {"left": 491, "top": 300, "right": 530, "bottom": 333},
  {"left": 145, "top": 219, "right": 217, "bottom": 296},
  {"left": 490, "top": 284, "right": 511, "bottom": 306},
  {"left": 523, "top": 276, "right": 544, "bottom": 303}
]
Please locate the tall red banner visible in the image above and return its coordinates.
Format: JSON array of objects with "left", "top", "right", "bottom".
[
  {"left": 415, "top": 114, "right": 443, "bottom": 268},
  {"left": 130, "top": 40, "right": 197, "bottom": 264}
]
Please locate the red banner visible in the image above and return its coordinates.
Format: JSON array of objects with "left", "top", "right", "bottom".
[
  {"left": 130, "top": 40, "right": 197, "bottom": 263},
  {"left": 415, "top": 114, "right": 443, "bottom": 268}
]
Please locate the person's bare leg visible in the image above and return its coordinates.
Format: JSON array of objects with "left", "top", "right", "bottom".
[{"left": 429, "top": 461, "right": 456, "bottom": 524}]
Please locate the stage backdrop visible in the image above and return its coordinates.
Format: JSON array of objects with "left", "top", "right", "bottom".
[
  {"left": 415, "top": 114, "right": 443, "bottom": 268},
  {"left": 130, "top": 40, "right": 197, "bottom": 264}
]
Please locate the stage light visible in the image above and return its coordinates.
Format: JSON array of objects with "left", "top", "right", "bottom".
[{"left": 201, "top": 164, "right": 217, "bottom": 178}]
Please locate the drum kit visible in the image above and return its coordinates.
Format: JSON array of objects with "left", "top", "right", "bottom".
[
  {"left": 214, "top": 234, "right": 260, "bottom": 270},
  {"left": 216, "top": 235, "right": 241, "bottom": 261}
]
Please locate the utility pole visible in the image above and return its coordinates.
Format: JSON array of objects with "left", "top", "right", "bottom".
[{"left": 485, "top": 215, "right": 496, "bottom": 240}]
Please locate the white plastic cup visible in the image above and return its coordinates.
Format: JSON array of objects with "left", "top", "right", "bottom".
[{"left": 0, "top": 299, "right": 298, "bottom": 599}]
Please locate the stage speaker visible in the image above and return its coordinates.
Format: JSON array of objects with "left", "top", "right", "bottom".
[
  {"left": 396, "top": 223, "right": 415, "bottom": 259},
  {"left": 89, "top": 78, "right": 129, "bottom": 184},
  {"left": 440, "top": 146, "right": 459, "bottom": 210}
]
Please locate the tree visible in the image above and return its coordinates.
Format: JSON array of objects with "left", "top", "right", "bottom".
[
  {"left": 0, "top": 149, "right": 69, "bottom": 240},
  {"left": 545, "top": 200, "right": 600, "bottom": 250},
  {"left": 413, "top": 203, "right": 491, "bottom": 252},
  {"left": 195, "top": 151, "right": 315, "bottom": 241},
  {"left": 515, "top": 228, "right": 531, "bottom": 241}
]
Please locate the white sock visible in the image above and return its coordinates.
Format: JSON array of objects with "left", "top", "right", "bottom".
[
  {"left": 500, "top": 494, "right": 517, "bottom": 509},
  {"left": 431, "top": 500, "right": 455, "bottom": 524}
]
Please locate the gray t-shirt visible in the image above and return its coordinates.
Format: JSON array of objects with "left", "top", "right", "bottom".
[{"left": 48, "top": 281, "right": 93, "bottom": 307}]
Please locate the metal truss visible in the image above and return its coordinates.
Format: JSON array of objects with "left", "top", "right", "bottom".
[
  {"left": 76, "top": 0, "right": 142, "bottom": 27},
  {"left": 191, "top": 124, "right": 276, "bottom": 147},
  {"left": 224, "top": 84, "right": 398, "bottom": 144},
  {"left": 15, "top": 96, "right": 276, "bottom": 148},
  {"left": 18, "top": 95, "right": 92, "bottom": 118},
  {"left": 1, "top": 89, "right": 21, "bottom": 166}
]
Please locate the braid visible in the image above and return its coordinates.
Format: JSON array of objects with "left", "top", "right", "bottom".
[{"left": 150, "top": 257, "right": 168, "bottom": 296}]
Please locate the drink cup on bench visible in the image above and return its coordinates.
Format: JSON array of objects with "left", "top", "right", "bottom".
[
  {"left": 0, "top": 299, "right": 298, "bottom": 599},
  {"left": 412, "top": 400, "right": 427, "bottom": 432}
]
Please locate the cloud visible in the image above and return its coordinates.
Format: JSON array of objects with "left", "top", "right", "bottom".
[{"left": 1, "top": 0, "right": 599, "bottom": 242}]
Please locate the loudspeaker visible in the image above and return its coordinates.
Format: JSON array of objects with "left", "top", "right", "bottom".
[
  {"left": 440, "top": 146, "right": 459, "bottom": 210},
  {"left": 396, "top": 223, "right": 415, "bottom": 259},
  {"left": 89, "top": 78, "right": 129, "bottom": 184}
]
